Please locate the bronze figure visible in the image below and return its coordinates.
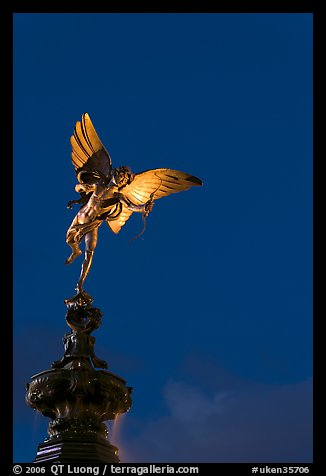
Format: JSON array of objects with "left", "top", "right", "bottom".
[{"left": 66, "top": 113, "right": 202, "bottom": 296}]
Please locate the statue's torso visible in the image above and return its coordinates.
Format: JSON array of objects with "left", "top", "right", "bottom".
[{"left": 78, "top": 185, "right": 120, "bottom": 223}]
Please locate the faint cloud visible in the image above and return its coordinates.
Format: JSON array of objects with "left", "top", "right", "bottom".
[
  {"left": 164, "top": 381, "right": 230, "bottom": 422},
  {"left": 121, "top": 377, "right": 312, "bottom": 463}
]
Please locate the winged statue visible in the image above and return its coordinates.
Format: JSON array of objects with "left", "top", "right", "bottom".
[{"left": 65, "top": 113, "right": 202, "bottom": 298}]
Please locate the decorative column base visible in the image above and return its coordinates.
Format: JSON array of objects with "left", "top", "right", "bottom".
[
  {"left": 26, "top": 293, "right": 132, "bottom": 464},
  {"left": 34, "top": 434, "right": 119, "bottom": 463}
]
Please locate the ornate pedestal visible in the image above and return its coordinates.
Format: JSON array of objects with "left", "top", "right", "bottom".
[{"left": 26, "top": 292, "right": 132, "bottom": 463}]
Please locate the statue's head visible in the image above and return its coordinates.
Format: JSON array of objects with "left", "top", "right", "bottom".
[{"left": 113, "top": 166, "right": 134, "bottom": 187}]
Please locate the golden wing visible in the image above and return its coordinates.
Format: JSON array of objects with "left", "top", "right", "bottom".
[
  {"left": 107, "top": 206, "right": 133, "bottom": 234},
  {"left": 122, "top": 168, "right": 202, "bottom": 204},
  {"left": 70, "top": 113, "right": 112, "bottom": 182},
  {"left": 107, "top": 168, "right": 202, "bottom": 234}
]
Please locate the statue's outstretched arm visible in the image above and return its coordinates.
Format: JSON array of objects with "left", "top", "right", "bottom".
[
  {"left": 116, "top": 193, "right": 153, "bottom": 214},
  {"left": 67, "top": 185, "right": 95, "bottom": 209},
  {"left": 67, "top": 195, "right": 88, "bottom": 209}
]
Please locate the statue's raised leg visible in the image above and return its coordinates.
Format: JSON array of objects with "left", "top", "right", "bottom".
[
  {"left": 76, "top": 228, "right": 98, "bottom": 293},
  {"left": 65, "top": 244, "right": 82, "bottom": 265},
  {"left": 65, "top": 221, "right": 83, "bottom": 264}
]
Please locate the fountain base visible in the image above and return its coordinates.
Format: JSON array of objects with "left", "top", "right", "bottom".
[
  {"left": 26, "top": 295, "right": 132, "bottom": 463},
  {"left": 34, "top": 433, "right": 119, "bottom": 463}
]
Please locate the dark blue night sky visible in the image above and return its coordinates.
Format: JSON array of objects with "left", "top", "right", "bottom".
[{"left": 14, "top": 13, "right": 312, "bottom": 463}]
